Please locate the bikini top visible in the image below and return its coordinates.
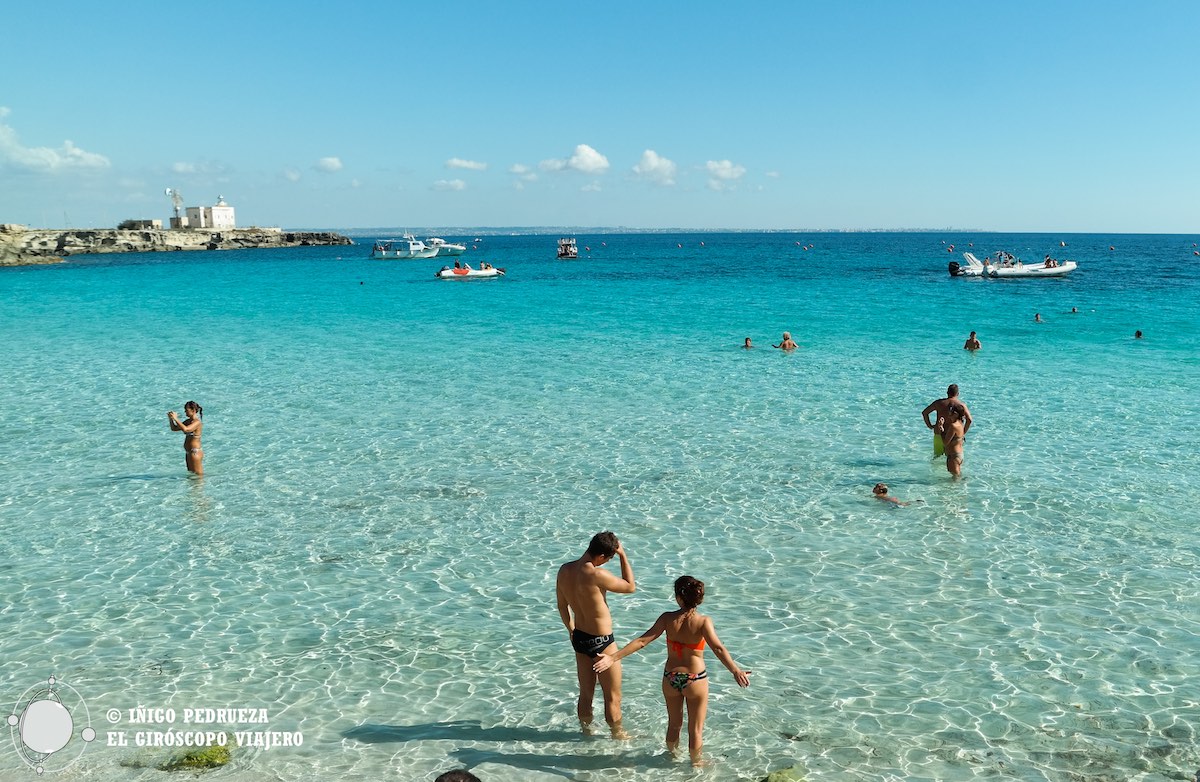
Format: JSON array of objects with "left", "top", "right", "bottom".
[{"left": 667, "top": 637, "right": 706, "bottom": 656}]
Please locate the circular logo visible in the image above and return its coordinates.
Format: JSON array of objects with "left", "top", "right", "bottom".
[{"left": 7, "top": 677, "right": 95, "bottom": 774}]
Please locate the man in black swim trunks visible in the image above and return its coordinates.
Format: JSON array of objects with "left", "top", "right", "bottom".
[{"left": 556, "top": 531, "right": 635, "bottom": 737}]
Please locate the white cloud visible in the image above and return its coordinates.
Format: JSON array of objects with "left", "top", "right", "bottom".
[
  {"left": 706, "top": 159, "right": 746, "bottom": 191},
  {"left": 509, "top": 163, "right": 537, "bottom": 182},
  {"left": 315, "top": 156, "right": 343, "bottom": 173},
  {"left": 172, "top": 162, "right": 197, "bottom": 174},
  {"left": 432, "top": 179, "right": 466, "bottom": 191},
  {"left": 765, "top": 170, "right": 781, "bottom": 179},
  {"left": 632, "top": 149, "right": 677, "bottom": 186},
  {"left": 581, "top": 181, "right": 602, "bottom": 192},
  {"left": 447, "top": 157, "right": 487, "bottom": 171},
  {"left": 0, "top": 112, "right": 110, "bottom": 172},
  {"left": 283, "top": 168, "right": 302, "bottom": 182},
  {"left": 539, "top": 144, "right": 609, "bottom": 174},
  {"left": 350, "top": 178, "right": 361, "bottom": 188}
]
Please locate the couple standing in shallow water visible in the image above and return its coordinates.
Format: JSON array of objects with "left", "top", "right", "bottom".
[
  {"left": 922, "top": 384, "right": 972, "bottom": 477},
  {"left": 556, "top": 532, "right": 751, "bottom": 765}
]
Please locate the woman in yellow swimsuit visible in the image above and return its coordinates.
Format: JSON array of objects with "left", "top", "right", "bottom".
[
  {"left": 168, "top": 401, "right": 204, "bottom": 475},
  {"left": 593, "top": 575, "right": 750, "bottom": 765}
]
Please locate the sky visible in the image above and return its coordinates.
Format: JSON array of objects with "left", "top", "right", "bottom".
[{"left": 2, "top": 1, "right": 1198, "bottom": 232}]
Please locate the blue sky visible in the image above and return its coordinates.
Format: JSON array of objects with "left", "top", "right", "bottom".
[{"left": 2, "top": 1, "right": 1197, "bottom": 232}]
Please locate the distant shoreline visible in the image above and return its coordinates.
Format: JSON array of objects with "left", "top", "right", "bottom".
[{"left": 0, "top": 225, "right": 353, "bottom": 266}]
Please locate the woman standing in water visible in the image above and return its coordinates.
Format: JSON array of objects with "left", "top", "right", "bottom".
[
  {"left": 168, "top": 401, "right": 204, "bottom": 475},
  {"left": 941, "top": 402, "right": 967, "bottom": 478},
  {"left": 593, "top": 575, "right": 750, "bottom": 765}
]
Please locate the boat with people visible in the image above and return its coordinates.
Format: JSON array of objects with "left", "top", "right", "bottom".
[
  {"left": 371, "top": 233, "right": 438, "bottom": 259},
  {"left": 557, "top": 237, "right": 579, "bottom": 259},
  {"left": 435, "top": 262, "right": 504, "bottom": 279},
  {"left": 425, "top": 237, "right": 466, "bottom": 257},
  {"left": 952, "top": 252, "right": 1077, "bottom": 278}
]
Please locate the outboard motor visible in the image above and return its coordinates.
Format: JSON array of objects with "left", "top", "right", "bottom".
[{"left": 948, "top": 261, "right": 961, "bottom": 277}]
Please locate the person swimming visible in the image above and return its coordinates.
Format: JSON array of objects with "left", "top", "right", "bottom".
[
  {"left": 872, "top": 483, "right": 913, "bottom": 506},
  {"left": 773, "top": 332, "right": 798, "bottom": 351}
]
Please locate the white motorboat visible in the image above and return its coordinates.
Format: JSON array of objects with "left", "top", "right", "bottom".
[
  {"left": 371, "top": 233, "right": 438, "bottom": 259},
  {"left": 425, "top": 237, "right": 466, "bottom": 257},
  {"left": 953, "top": 252, "right": 1077, "bottom": 278},
  {"left": 557, "top": 237, "right": 579, "bottom": 259},
  {"left": 986, "top": 258, "right": 1077, "bottom": 278},
  {"left": 435, "top": 264, "right": 504, "bottom": 279},
  {"left": 950, "top": 252, "right": 989, "bottom": 277}
]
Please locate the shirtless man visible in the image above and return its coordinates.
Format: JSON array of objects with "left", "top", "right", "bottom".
[
  {"left": 773, "top": 332, "right": 798, "bottom": 351},
  {"left": 922, "top": 384, "right": 972, "bottom": 457},
  {"left": 963, "top": 331, "right": 981, "bottom": 351},
  {"left": 556, "top": 532, "right": 635, "bottom": 737}
]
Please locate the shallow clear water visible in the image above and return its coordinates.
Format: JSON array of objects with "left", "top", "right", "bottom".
[{"left": 1, "top": 233, "right": 1197, "bottom": 781}]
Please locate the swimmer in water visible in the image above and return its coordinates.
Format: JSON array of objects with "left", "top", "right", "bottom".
[{"left": 872, "top": 483, "right": 912, "bottom": 506}]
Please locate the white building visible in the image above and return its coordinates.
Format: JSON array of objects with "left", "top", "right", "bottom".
[{"left": 184, "top": 195, "right": 237, "bottom": 230}]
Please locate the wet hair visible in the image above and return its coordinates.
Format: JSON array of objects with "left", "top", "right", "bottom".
[
  {"left": 586, "top": 531, "right": 619, "bottom": 558},
  {"left": 184, "top": 401, "right": 203, "bottom": 419},
  {"left": 947, "top": 384, "right": 959, "bottom": 397},
  {"left": 435, "top": 771, "right": 482, "bottom": 782},
  {"left": 674, "top": 575, "right": 705, "bottom": 610},
  {"left": 948, "top": 404, "right": 965, "bottom": 419},
  {"left": 873, "top": 483, "right": 888, "bottom": 494}
]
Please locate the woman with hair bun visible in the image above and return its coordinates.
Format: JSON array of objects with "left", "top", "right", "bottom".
[
  {"left": 167, "top": 400, "right": 204, "bottom": 475},
  {"left": 593, "top": 575, "right": 750, "bottom": 765}
]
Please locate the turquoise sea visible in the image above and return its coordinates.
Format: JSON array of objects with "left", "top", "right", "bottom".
[{"left": 1, "top": 232, "right": 1198, "bottom": 781}]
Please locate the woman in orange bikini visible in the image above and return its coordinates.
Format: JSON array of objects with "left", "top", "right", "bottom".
[{"left": 593, "top": 575, "right": 750, "bottom": 765}]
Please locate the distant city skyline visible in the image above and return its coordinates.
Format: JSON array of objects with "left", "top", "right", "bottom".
[{"left": 2, "top": 2, "right": 1198, "bottom": 233}]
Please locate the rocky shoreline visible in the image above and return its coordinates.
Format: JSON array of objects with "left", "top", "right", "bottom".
[{"left": 0, "top": 224, "right": 353, "bottom": 266}]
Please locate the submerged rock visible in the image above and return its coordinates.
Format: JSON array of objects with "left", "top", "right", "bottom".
[
  {"left": 158, "top": 743, "right": 232, "bottom": 772},
  {"left": 760, "top": 766, "right": 806, "bottom": 782}
]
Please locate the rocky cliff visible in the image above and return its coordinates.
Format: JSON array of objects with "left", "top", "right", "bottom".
[{"left": 0, "top": 224, "right": 353, "bottom": 266}]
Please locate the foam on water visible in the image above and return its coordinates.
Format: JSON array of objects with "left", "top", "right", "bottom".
[{"left": 1, "top": 233, "right": 1197, "bottom": 781}]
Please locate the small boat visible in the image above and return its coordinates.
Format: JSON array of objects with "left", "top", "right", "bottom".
[
  {"left": 425, "top": 237, "right": 466, "bottom": 257},
  {"left": 952, "top": 252, "right": 1077, "bottom": 278},
  {"left": 950, "top": 252, "right": 990, "bottom": 277},
  {"left": 986, "top": 258, "right": 1077, "bottom": 278},
  {"left": 557, "top": 237, "right": 579, "bottom": 260},
  {"left": 371, "top": 233, "right": 438, "bottom": 259},
  {"left": 435, "top": 264, "right": 505, "bottom": 279}
]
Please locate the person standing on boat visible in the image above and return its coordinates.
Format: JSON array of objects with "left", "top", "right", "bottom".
[
  {"left": 556, "top": 532, "right": 636, "bottom": 738},
  {"left": 963, "top": 331, "right": 981, "bottom": 351},
  {"left": 922, "top": 384, "right": 972, "bottom": 458}
]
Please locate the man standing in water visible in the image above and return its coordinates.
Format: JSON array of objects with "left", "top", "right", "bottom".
[
  {"left": 556, "top": 532, "right": 635, "bottom": 737},
  {"left": 922, "top": 384, "right": 972, "bottom": 457}
]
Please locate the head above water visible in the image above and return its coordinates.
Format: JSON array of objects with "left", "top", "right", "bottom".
[
  {"left": 873, "top": 483, "right": 888, "bottom": 495},
  {"left": 674, "top": 575, "right": 705, "bottom": 609},
  {"left": 184, "top": 401, "right": 203, "bottom": 419},
  {"left": 586, "top": 531, "right": 619, "bottom": 559}
]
